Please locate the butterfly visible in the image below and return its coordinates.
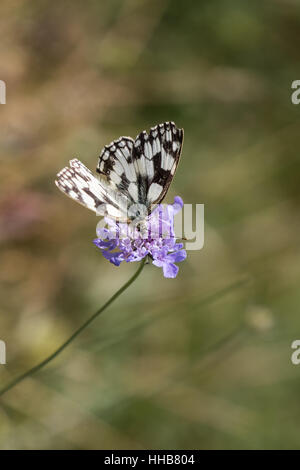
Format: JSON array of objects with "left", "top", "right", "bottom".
[{"left": 55, "top": 121, "right": 184, "bottom": 223}]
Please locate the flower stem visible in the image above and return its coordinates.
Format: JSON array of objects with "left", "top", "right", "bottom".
[{"left": 0, "top": 259, "right": 146, "bottom": 398}]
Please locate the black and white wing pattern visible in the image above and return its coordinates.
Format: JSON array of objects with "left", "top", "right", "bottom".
[
  {"left": 96, "top": 136, "right": 137, "bottom": 205},
  {"left": 56, "top": 122, "right": 183, "bottom": 221},
  {"left": 134, "top": 121, "right": 183, "bottom": 206},
  {"left": 96, "top": 121, "right": 184, "bottom": 209},
  {"left": 55, "top": 159, "right": 129, "bottom": 220}
]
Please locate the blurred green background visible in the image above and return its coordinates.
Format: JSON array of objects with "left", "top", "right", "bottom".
[{"left": 1, "top": 0, "right": 300, "bottom": 450}]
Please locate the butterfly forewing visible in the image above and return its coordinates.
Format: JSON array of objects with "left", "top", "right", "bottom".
[
  {"left": 133, "top": 121, "right": 184, "bottom": 207},
  {"left": 96, "top": 121, "right": 183, "bottom": 210},
  {"left": 96, "top": 136, "right": 138, "bottom": 205}
]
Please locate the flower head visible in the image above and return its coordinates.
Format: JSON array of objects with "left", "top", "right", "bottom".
[{"left": 93, "top": 196, "right": 186, "bottom": 278}]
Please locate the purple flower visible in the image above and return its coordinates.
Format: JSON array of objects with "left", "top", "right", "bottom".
[{"left": 93, "top": 196, "right": 186, "bottom": 278}]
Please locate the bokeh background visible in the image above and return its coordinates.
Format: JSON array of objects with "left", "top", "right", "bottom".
[{"left": 1, "top": 0, "right": 300, "bottom": 450}]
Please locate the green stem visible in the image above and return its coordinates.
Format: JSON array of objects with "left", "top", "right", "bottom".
[{"left": 0, "top": 259, "right": 146, "bottom": 398}]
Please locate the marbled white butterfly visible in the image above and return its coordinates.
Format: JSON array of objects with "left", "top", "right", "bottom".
[{"left": 55, "top": 122, "right": 184, "bottom": 223}]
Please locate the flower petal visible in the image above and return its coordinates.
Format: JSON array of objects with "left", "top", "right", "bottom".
[
  {"left": 101, "top": 249, "right": 123, "bottom": 266},
  {"left": 173, "top": 196, "right": 183, "bottom": 213},
  {"left": 167, "top": 249, "right": 187, "bottom": 263},
  {"left": 162, "top": 262, "right": 179, "bottom": 278},
  {"left": 94, "top": 195, "right": 186, "bottom": 277}
]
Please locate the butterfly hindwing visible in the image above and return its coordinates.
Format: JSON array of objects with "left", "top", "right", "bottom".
[{"left": 55, "top": 159, "right": 129, "bottom": 220}]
